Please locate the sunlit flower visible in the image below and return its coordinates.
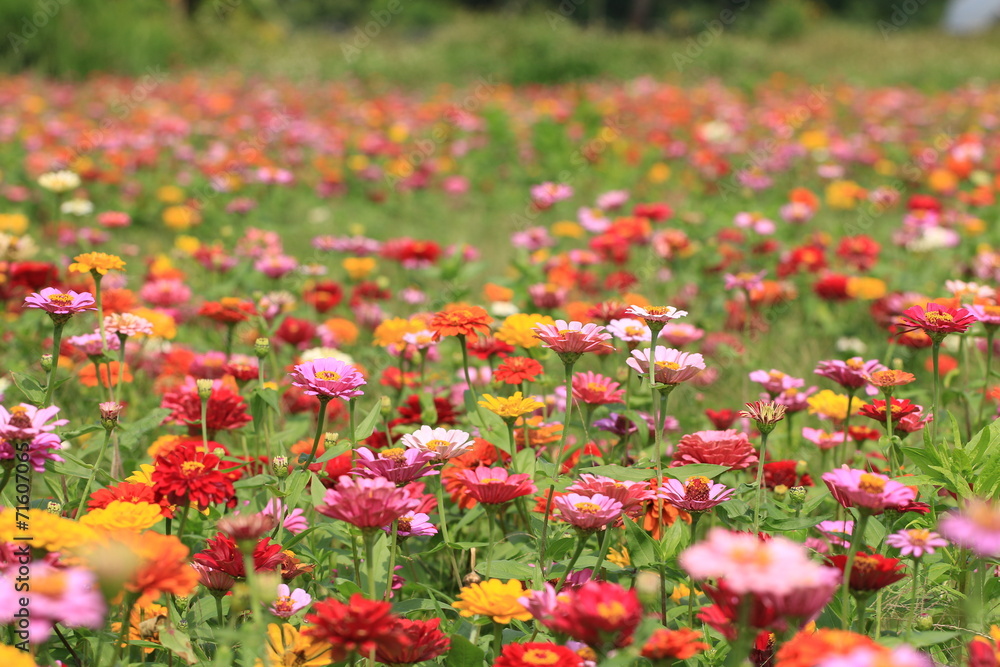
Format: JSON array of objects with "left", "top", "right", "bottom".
[
  {"left": 478, "top": 392, "right": 544, "bottom": 421},
  {"left": 453, "top": 579, "right": 532, "bottom": 623}
]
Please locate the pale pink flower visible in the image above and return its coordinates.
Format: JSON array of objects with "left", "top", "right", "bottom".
[
  {"left": 659, "top": 323, "right": 704, "bottom": 347},
  {"left": 399, "top": 425, "right": 473, "bottom": 460},
  {"left": 553, "top": 493, "right": 623, "bottom": 532},
  {"left": 626, "top": 346, "right": 705, "bottom": 385},
  {"left": 566, "top": 474, "right": 655, "bottom": 517},
  {"left": 938, "top": 499, "right": 1000, "bottom": 558},
  {"left": 270, "top": 584, "right": 311, "bottom": 618},
  {"left": 104, "top": 312, "right": 154, "bottom": 338},
  {"left": 801, "top": 427, "right": 845, "bottom": 450},
  {"left": 624, "top": 304, "right": 688, "bottom": 323},
  {"left": 886, "top": 529, "right": 947, "bottom": 558},
  {"left": 0, "top": 564, "right": 105, "bottom": 643},
  {"left": 822, "top": 466, "right": 917, "bottom": 515},
  {"left": 383, "top": 513, "right": 437, "bottom": 538},
  {"left": 607, "top": 318, "right": 651, "bottom": 344},
  {"left": 815, "top": 357, "right": 887, "bottom": 391},
  {"left": 724, "top": 271, "right": 766, "bottom": 292}
]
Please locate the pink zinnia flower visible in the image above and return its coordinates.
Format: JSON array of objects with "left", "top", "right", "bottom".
[
  {"left": 624, "top": 304, "right": 688, "bottom": 324},
  {"left": 262, "top": 499, "right": 308, "bottom": 535},
  {"left": 886, "top": 529, "right": 947, "bottom": 558},
  {"left": 606, "top": 318, "right": 651, "bottom": 344},
  {"left": 672, "top": 429, "right": 758, "bottom": 470},
  {"left": 139, "top": 279, "right": 192, "bottom": 307},
  {"left": 533, "top": 320, "right": 613, "bottom": 357},
  {"left": 23, "top": 287, "right": 96, "bottom": 320},
  {"left": 814, "top": 357, "right": 887, "bottom": 391},
  {"left": 898, "top": 302, "right": 977, "bottom": 341},
  {"left": 659, "top": 476, "right": 734, "bottom": 512},
  {"left": 353, "top": 447, "right": 438, "bottom": 485},
  {"left": 553, "top": 492, "right": 623, "bottom": 531},
  {"left": 399, "top": 425, "right": 473, "bottom": 460},
  {"left": 383, "top": 513, "right": 437, "bottom": 538},
  {"left": 815, "top": 520, "right": 854, "bottom": 548},
  {"left": 270, "top": 584, "right": 311, "bottom": 618},
  {"left": 289, "top": 358, "right": 366, "bottom": 400},
  {"left": 456, "top": 467, "right": 537, "bottom": 505},
  {"left": 626, "top": 346, "right": 705, "bottom": 385},
  {"left": 530, "top": 182, "right": 573, "bottom": 207},
  {"left": 774, "top": 385, "right": 816, "bottom": 413},
  {"left": 818, "top": 646, "right": 933, "bottom": 667},
  {"left": 566, "top": 474, "right": 655, "bottom": 517},
  {"left": 821, "top": 466, "right": 917, "bottom": 515},
  {"left": 105, "top": 312, "right": 154, "bottom": 338},
  {"left": 660, "top": 323, "right": 704, "bottom": 347},
  {"left": 316, "top": 476, "right": 419, "bottom": 530},
  {"left": 748, "top": 369, "right": 803, "bottom": 397},
  {"left": 67, "top": 331, "right": 120, "bottom": 356},
  {"left": 723, "top": 271, "right": 766, "bottom": 292},
  {"left": 571, "top": 371, "right": 625, "bottom": 406},
  {"left": 801, "top": 427, "right": 845, "bottom": 450},
  {"left": 938, "top": 499, "right": 1000, "bottom": 558},
  {"left": 0, "top": 563, "right": 105, "bottom": 643},
  {"left": 0, "top": 404, "right": 68, "bottom": 441},
  {"left": 96, "top": 211, "right": 131, "bottom": 228}
]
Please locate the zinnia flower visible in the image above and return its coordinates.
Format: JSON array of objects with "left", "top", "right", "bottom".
[
  {"left": 304, "top": 594, "right": 409, "bottom": 660},
  {"left": 0, "top": 563, "right": 105, "bottom": 643},
  {"left": 399, "top": 425, "right": 473, "bottom": 460},
  {"left": 68, "top": 251, "right": 126, "bottom": 275},
  {"left": 161, "top": 377, "right": 252, "bottom": 436},
  {"left": 627, "top": 346, "right": 706, "bottom": 385},
  {"left": 316, "top": 475, "right": 419, "bottom": 530},
  {"left": 938, "top": 498, "right": 1000, "bottom": 558},
  {"left": 672, "top": 429, "right": 758, "bottom": 470},
  {"left": 533, "top": 320, "right": 614, "bottom": 361},
  {"left": 456, "top": 467, "right": 537, "bottom": 505},
  {"left": 537, "top": 581, "right": 643, "bottom": 650},
  {"left": 494, "top": 356, "right": 545, "bottom": 384},
  {"left": 571, "top": 371, "right": 625, "bottom": 405},
  {"left": 641, "top": 628, "right": 709, "bottom": 662},
  {"left": 740, "top": 400, "right": 787, "bottom": 434},
  {"left": 374, "top": 618, "right": 450, "bottom": 666},
  {"left": 815, "top": 358, "right": 886, "bottom": 391},
  {"left": 826, "top": 552, "right": 906, "bottom": 592},
  {"left": 270, "top": 584, "right": 312, "bottom": 618},
  {"left": 494, "top": 642, "right": 583, "bottom": 667},
  {"left": 290, "top": 357, "right": 366, "bottom": 400},
  {"left": 858, "top": 398, "right": 921, "bottom": 424},
  {"left": 258, "top": 623, "right": 336, "bottom": 667},
  {"left": 478, "top": 392, "right": 543, "bottom": 421},
  {"left": 659, "top": 476, "right": 734, "bottom": 512},
  {"left": 553, "top": 492, "right": 623, "bottom": 531},
  {"left": 453, "top": 578, "right": 532, "bottom": 623},
  {"left": 624, "top": 304, "right": 688, "bottom": 324},
  {"left": 152, "top": 442, "right": 237, "bottom": 509},
  {"left": 23, "top": 287, "right": 97, "bottom": 321},
  {"left": 353, "top": 447, "right": 438, "bottom": 485},
  {"left": 898, "top": 302, "right": 977, "bottom": 342},
  {"left": 429, "top": 306, "right": 493, "bottom": 339},
  {"left": 885, "top": 529, "right": 947, "bottom": 558},
  {"left": 821, "top": 467, "right": 917, "bottom": 515}
]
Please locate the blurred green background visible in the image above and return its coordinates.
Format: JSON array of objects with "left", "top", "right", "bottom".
[{"left": 1, "top": 0, "right": 998, "bottom": 89}]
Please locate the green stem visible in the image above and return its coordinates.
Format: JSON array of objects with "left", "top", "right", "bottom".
[
  {"left": 350, "top": 529, "right": 362, "bottom": 588},
  {"left": 200, "top": 395, "right": 210, "bottom": 451},
  {"left": 0, "top": 466, "right": 12, "bottom": 497},
  {"left": 506, "top": 421, "right": 517, "bottom": 472},
  {"left": 751, "top": 431, "right": 770, "bottom": 534},
  {"left": 348, "top": 397, "right": 357, "bottom": 444},
  {"left": 907, "top": 558, "right": 920, "bottom": 639},
  {"left": 384, "top": 521, "right": 398, "bottom": 601},
  {"left": 592, "top": 526, "right": 613, "bottom": 581},
  {"left": 458, "top": 336, "right": 479, "bottom": 407},
  {"left": 435, "top": 479, "right": 464, "bottom": 589},
  {"left": 840, "top": 512, "right": 870, "bottom": 630},
  {"left": 215, "top": 595, "right": 225, "bottom": 625},
  {"left": 363, "top": 529, "right": 377, "bottom": 599},
  {"left": 723, "top": 598, "right": 756, "bottom": 667},
  {"left": 978, "top": 328, "right": 996, "bottom": 429},
  {"left": 538, "top": 361, "right": 575, "bottom": 577},
  {"left": 688, "top": 513, "right": 702, "bottom": 626},
  {"left": 307, "top": 398, "right": 331, "bottom": 463},
  {"left": 555, "top": 532, "right": 588, "bottom": 592},
  {"left": 485, "top": 506, "right": 497, "bottom": 580},
  {"left": 931, "top": 340, "right": 942, "bottom": 442},
  {"left": 116, "top": 333, "right": 127, "bottom": 394},
  {"left": 76, "top": 427, "right": 113, "bottom": 518},
  {"left": 839, "top": 389, "right": 857, "bottom": 467},
  {"left": 174, "top": 504, "right": 190, "bottom": 547},
  {"left": 492, "top": 620, "right": 504, "bottom": 660},
  {"left": 43, "top": 321, "right": 65, "bottom": 406},
  {"left": 110, "top": 593, "right": 139, "bottom": 667},
  {"left": 224, "top": 323, "right": 235, "bottom": 361}
]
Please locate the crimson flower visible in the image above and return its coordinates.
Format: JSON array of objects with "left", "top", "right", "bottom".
[
  {"left": 540, "top": 581, "right": 642, "bottom": 650},
  {"left": 304, "top": 594, "right": 409, "bottom": 660},
  {"left": 198, "top": 297, "right": 255, "bottom": 324},
  {"left": 194, "top": 533, "right": 285, "bottom": 579},
  {"left": 762, "top": 461, "right": 813, "bottom": 489},
  {"left": 374, "top": 617, "right": 450, "bottom": 666},
  {"left": 898, "top": 302, "right": 977, "bottom": 342},
  {"left": 160, "top": 377, "right": 252, "bottom": 437},
  {"left": 705, "top": 408, "right": 739, "bottom": 429},
  {"left": 152, "top": 443, "right": 237, "bottom": 509},
  {"left": 494, "top": 642, "right": 583, "bottom": 667},
  {"left": 826, "top": 552, "right": 906, "bottom": 593},
  {"left": 859, "top": 398, "right": 921, "bottom": 423}
]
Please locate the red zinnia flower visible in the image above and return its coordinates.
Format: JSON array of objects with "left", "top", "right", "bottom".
[
  {"left": 304, "top": 595, "right": 409, "bottom": 660},
  {"left": 813, "top": 274, "right": 851, "bottom": 301},
  {"left": 494, "top": 642, "right": 582, "bottom": 667},
  {"left": 198, "top": 297, "right": 255, "bottom": 324},
  {"left": 152, "top": 443, "right": 237, "bottom": 509},
  {"left": 898, "top": 302, "right": 977, "bottom": 341},
  {"left": 467, "top": 335, "right": 515, "bottom": 360},
  {"left": 542, "top": 581, "right": 643, "bottom": 650},
  {"left": 160, "top": 377, "right": 252, "bottom": 437},
  {"left": 456, "top": 467, "right": 536, "bottom": 505},
  {"left": 859, "top": 398, "right": 920, "bottom": 423},
  {"left": 705, "top": 408, "right": 739, "bottom": 430},
  {"left": 494, "top": 356, "right": 545, "bottom": 384},
  {"left": 374, "top": 617, "right": 450, "bottom": 665},
  {"left": 641, "top": 628, "right": 709, "bottom": 661},
  {"left": 194, "top": 533, "right": 285, "bottom": 579},
  {"left": 429, "top": 306, "right": 493, "bottom": 339},
  {"left": 762, "top": 461, "right": 813, "bottom": 490},
  {"left": 303, "top": 280, "right": 343, "bottom": 313},
  {"left": 826, "top": 552, "right": 906, "bottom": 592},
  {"left": 275, "top": 317, "right": 317, "bottom": 348}
]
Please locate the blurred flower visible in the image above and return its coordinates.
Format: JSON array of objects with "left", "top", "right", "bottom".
[{"left": 453, "top": 579, "right": 532, "bottom": 623}]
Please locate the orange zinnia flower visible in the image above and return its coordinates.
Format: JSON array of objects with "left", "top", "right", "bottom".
[
  {"left": 69, "top": 252, "right": 126, "bottom": 275},
  {"left": 79, "top": 361, "right": 132, "bottom": 388},
  {"left": 774, "top": 629, "right": 880, "bottom": 667},
  {"left": 124, "top": 531, "right": 199, "bottom": 605},
  {"left": 429, "top": 305, "right": 492, "bottom": 339}
]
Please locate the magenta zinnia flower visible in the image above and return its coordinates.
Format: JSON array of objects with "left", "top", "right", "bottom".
[
  {"left": 659, "top": 476, "right": 734, "bottom": 512},
  {"left": 886, "top": 528, "right": 947, "bottom": 558},
  {"left": 748, "top": 369, "right": 803, "bottom": 397},
  {"left": 938, "top": 498, "right": 1000, "bottom": 558},
  {"left": 672, "top": 429, "right": 758, "bottom": 470},
  {"left": 0, "top": 563, "right": 105, "bottom": 643},
  {"left": 627, "top": 346, "right": 705, "bottom": 385},
  {"left": 898, "top": 302, "right": 977, "bottom": 341},
  {"left": 821, "top": 466, "right": 917, "bottom": 515},
  {"left": 457, "top": 467, "right": 537, "bottom": 505},
  {"left": 571, "top": 371, "right": 625, "bottom": 405},
  {"left": 383, "top": 512, "right": 437, "bottom": 538},
  {"left": 23, "top": 287, "right": 97, "bottom": 320},
  {"left": 289, "top": 357, "right": 366, "bottom": 400},
  {"left": 353, "top": 447, "right": 438, "bottom": 485},
  {"left": 0, "top": 404, "right": 68, "bottom": 441},
  {"left": 316, "top": 475, "right": 419, "bottom": 529},
  {"left": 814, "top": 357, "right": 887, "bottom": 390},
  {"left": 566, "top": 474, "right": 655, "bottom": 517},
  {"left": 553, "top": 492, "right": 623, "bottom": 531},
  {"left": 533, "top": 320, "right": 613, "bottom": 357}
]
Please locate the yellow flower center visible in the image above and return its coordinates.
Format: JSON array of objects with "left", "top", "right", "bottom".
[
  {"left": 655, "top": 361, "right": 681, "bottom": 370},
  {"left": 558, "top": 329, "right": 577, "bottom": 335},
  {"left": 523, "top": 649, "right": 561, "bottom": 665},
  {"left": 381, "top": 447, "right": 405, "bottom": 462},
  {"left": 480, "top": 478, "right": 500, "bottom": 484},
  {"left": 273, "top": 596, "right": 295, "bottom": 614},
  {"left": 315, "top": 371, "right": 342, "bottom": 381},
  {"left": 181, "top": 461, "right": 206, "bottom": 476},
  {"left": 586, "top": 382, "right": 608, "bottom": 393},
  {"left": 48, "top": 292, "right": 74, "bottom": 305},
  {"left": 596, "top": 601, "right": 627, "bottom": 624},
  {"left": 625, "top": 326, "right": 644, "bottom": 336},
  {"left": 858, "top": 473, "right": 886, "bottom": 494},
  {"left": 33, "top": 572, "right": 67, "bottom": 597},
  {"left": 906, "top": 529, "right": 931, "bottom": 546},
  {"left": 425, "top": 439, "right": 447, "bottom": 451},
  {"left": 684, "top": 476, "right": 711, "bottom": 501},
  {"left": 854, "top": 554, "right": 879, "bottom": 572},
  {"left": 573, "top": 501, "right": 602, "bottom": 514},
  {"left": 728, "top": 546, "right": 772, "bottom": 567},
  {"left": 646, "top": 307, "right": 672, "bottom": 316},
  {"left": 925, "top": 311, "right": 955, "bottom": 325}
]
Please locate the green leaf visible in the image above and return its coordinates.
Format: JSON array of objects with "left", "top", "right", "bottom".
[
  {"left": 159, "top": 627, "right": 199, "bottom": 665},
  {"left": 584, "top": 464, "right": 656, "bottom": 482},
  {"left": 662, "top": 464, "right": 730, "bottom": 481},
  {"left": 354, "top": 401, "right": 383, "bottom": 441},
  {"left": 316, "top": 440, "right": 352, "bottom": 462},
  {"left": 118, "top": 408, "right": 172, "bottom": 450},
  {"left": 623, "top": 518, "right": 658, "bottom": 568},
  {"left": 11, "top": 371, "right": 45, "bottom": 405},
  {"left": 475, "top": 559, "right": 537, "bottom": 580},
  {"left": 445, "top": 634, "right": 485, "bottom": 667}
]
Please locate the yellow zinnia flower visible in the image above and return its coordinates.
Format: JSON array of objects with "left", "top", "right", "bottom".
[
  {"left": 0, "top": 509, "right": 97, "bottom": 552},
  {"left": 807, "top": 390, "right": 865, "bottom": 422},
  {"left": 127, "top": 464, "right": 156, "bottom": 486},
  {"left": 0, "top": 213, "right": 28, "bottom": 234},
  {"left": 343, "top": 257, "right": 376, "bottom": 280},
  {"left": 255, "top": 623, "right": 336, "bottom": 667},
  {"left": 131, "top": 307, "right": 177, "bottom": 340},
  {"left": 846, "top": 277, "right": 886, "bottom": 300},
  {"left": 156, "top": 185, "right": 185, "bottom": 204},
  {"left": 0, "top": 644, "right": 37, "bottom": 667},
  {"left": 479, "top": 392, "right": 544, "bottom": 420},
  {"left": 162, "top": 205, "right": 201, "bottom": 231},
  {"left": 495, "top": 313, "right": 555, "bottom": 349},
  {"left": 68, "top": 251, "right": 126, "bottom": 275},
  {"left": 607, "top": 546, "right": 631, "bottom": 568},
  {"left": 373, "top": 316, "right": 428, "bottom": 347},
  {"left": 452, "top": 578, "right": 532, "bottom": 624},
  {"left": 80, "top": 501, "right": 163, "bottom": 532},
  {"left": 552, "top": 221, "right": 584, "bottom": 238}
]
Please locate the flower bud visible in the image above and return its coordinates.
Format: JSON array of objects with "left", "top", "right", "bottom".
[
  {"left": 196, "top": 378, "right": 214, "bottom": 400},
  {"left": 254, "top": 337, "right": 270, "bottom": 358},
  {"left": 46, "top": 501, "right": 62, "bottom": 514},
  {"left": 99, "top": 401, "right": 124, "bottom": 431},
  {"left": 915, "top": 614, "right": 933, "bottom": 632},
  {"left": 40, "top": 354, "right": 53, "bottom": 372},
  {"left": 788, "top": 486, "right": 807, "bottom": 506},
  {"left": 795, "top": 459, "right": 808, "bottom": 476},
  {"left": 272, "top": 455, "right": 289, "bottom": 479},
  {"left": 380, "top": 395, "right": 392, "bottom": 418},
  {"left": 773, "top": 484, "right": 788, "bottom": 500},
  {"left": 462, "top": 571, "right": 482, "bottom": 586}
]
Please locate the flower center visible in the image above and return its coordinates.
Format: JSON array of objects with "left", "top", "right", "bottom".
[
  {"left": 655, "top": 361, "right": 681, "bottom": 370},
  {"left": 596, "top": 601, "right": 627, "bottom": 624},
  {"left": 425, "top": 439, "right": 447, "bottom": 451},
  {"left": 846, "top": 358, "right": 864, "bottom": 370},
  {"left": 574, "top": 501, "right": 601, "bottom": 514},
  {"left": 906, "top": 529, "right": 931, "bottom": 546},
  {"left": 925, "top": 311, "right": 954, "bottom": 325},
  {"left": 273, "top": 596, "right": 295, "bottom": 614},
  {"left": 737, "top": 272, "right": 757, "bottom": 281},
  {"left": 586, "top": 382, "right": 608, "bottom": 393},
  {"left": 853, "top": 554, "right": 879, "bottom": 572},
  {"left": 314, "top": 371, "right": 342, "bottom": 381},
  {"left": 625, "top": 326, "right": 644, "bottom": 336},
  {"left": 181, "top": 460, "right": 206, "bottom": 476},
  {"left": 684, "top": 476, "right": 711, "bottom": 501},
  {"left": 33, "top": 572, "right": 67, "bottom": 597},
  {"left": 729, "top": 546, "right": 771, "bottom": 567},
  {"left": 558, "top": 329, "right": 577, "bottom": 336},
  {"left": 858, "top": 473, "right": 886, "bottom": 494},
  {"left": 8, "top": 406, "right": 31, "bottom": 428},
  {"left": 381, "top": 447, "right": 405, "bottom": 463},
  {"left": 647, "top": 307, "right": 671, "bottom": 316},
  {"left": 48, "top": 292, "right": 74, "bottom": 305},
  {"left": 768, "top": 371, "right": 786, "bottom": 380},
  {"left": 397, "top": 517, "right": 412, "bottom": 533},
  {"left": 523, "top": 649, "right": 561, "bottom": 665},
  {"left": 480, "top": 478, "right": 500, "bottom": 484}
]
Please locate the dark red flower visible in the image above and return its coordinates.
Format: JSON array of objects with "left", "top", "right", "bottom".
[
  {"left": 152, "top": 443, "right": 237, "bottom": 509},
  {"left": 349, "top": 281, "right": 392, "bottom": 307},
  {"left": 193, "top": 533, "right": 285, "bottom": 579},
  {"left": 374, "top": 618, "right": 449, "bottom": 666},
  {"left": 813, "top": 273, "right": 851, "bottom": 301},
  {"left": 762, "top": 461, "right": 813, "bottom": 489},
  {"left": 541, "top": 581, "right": 642, "bottom": 650},
  {"left": 848, "top": 425, "right": 882, "bottom": 443},
  {"left": 826, "top": 552, "right": 906, "bottom": 592},
  {"left": 777, "top": 244, "right": 826, "bottom": 277},
  {"left": 9, "top": 261, "right": 59, "bottom": 291},
  {"left": 705, "top": 408, "right": 739, "bottom": 430},
  {"left": 274, "top": 317, "right": 317, "bottom": 348},
  {"left": 968, "top": 638, "right": 999, "bottom": 667},
  {"left": 304, "top": 594, "right": 409, "bottom": 660},
  {"left": 160, "top": 378, "right": 252, "bottom": 437},
  {"left": 304, "top": 280, "right": 343, "bottom": 313}
]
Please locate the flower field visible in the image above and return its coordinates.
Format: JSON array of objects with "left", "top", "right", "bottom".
[{"left": 3, "top": 72, "right": 1000, "bottom": 667}]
